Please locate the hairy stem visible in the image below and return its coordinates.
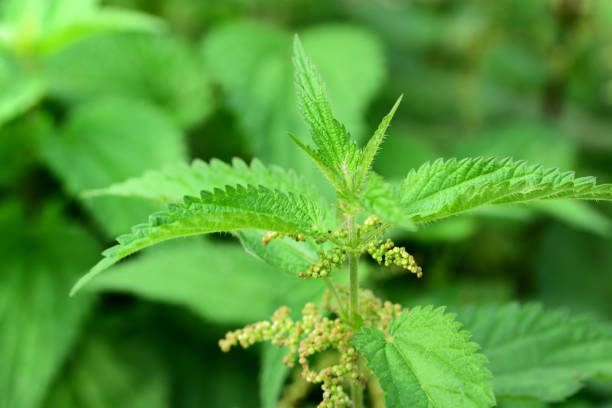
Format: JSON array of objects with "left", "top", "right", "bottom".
[
  {"left": 347, "top": 215, "right": 363, "bottom": 408},
  {"left": 323, "top": 277, "right": 348, "bottom": 320}
]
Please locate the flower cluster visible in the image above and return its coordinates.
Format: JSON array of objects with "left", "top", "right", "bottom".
[
  {"left": 366, "top": 238, "right": 423, "bottom": 278},
  {"left": 299, "top": 247, "right": 346, "bottom": 279},
  {"left": 261, "top": 231, "right": 307, "bottom": 246},
  {"left": 220, "top": 289, "right": 404, "bottom": 408}
]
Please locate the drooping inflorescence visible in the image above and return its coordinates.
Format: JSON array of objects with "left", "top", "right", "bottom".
[
  {"left": 299, "top": 247, "right": 347, "bottom": 279},
  {"left": 366, "top": 238, "right": 423, "bottom": 278},
  {"left": 219, "top": 288, "right": 404, "bottom": 408}
]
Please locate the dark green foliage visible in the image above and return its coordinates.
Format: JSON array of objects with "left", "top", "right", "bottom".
[{"left": 2, "top": 1, "right": 612, "bottom": 407}]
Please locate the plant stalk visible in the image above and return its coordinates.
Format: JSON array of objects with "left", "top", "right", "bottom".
[
  {"left": 347, "top": 215, "right": 364, "bottom": 408},
  {"left": 323, "top": 277, "right": 348, "bottom": 321}
]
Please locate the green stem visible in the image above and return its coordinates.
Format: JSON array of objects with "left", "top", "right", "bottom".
[
  {"left": 323, "top": 277, "right": 348, "bottom": 321},
  {"left": 346, "top": 215, "right": 363, "bottom": 408}
]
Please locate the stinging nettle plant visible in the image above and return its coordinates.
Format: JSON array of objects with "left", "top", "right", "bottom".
[{"left": 72, "top": 35, "right": 612, "bottom": 407}]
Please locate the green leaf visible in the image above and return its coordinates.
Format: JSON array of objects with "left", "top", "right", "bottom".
[
  {"left": 260, "top": 343, "right": 291, "bottom": 408},
  {"left": 459, "top": 303, "right": 612, "bottom": 402},
  {"left": 354, "top": 94, "right": 403, "bottom": 190},
  {"left": 72, "top": 184, "right": 325, "bottom": 295},
  {"left": 0, "top": 0, "right": 163, "bottom": 54},
  {"left": 293, "top": 34, "right": 360, "bottom": 190},
  {"left": 0, "top": 204, "right": 99, "bottom": 408},
  {"left": 202, "top": 21, "right": 384, "bottom": 185},
  {"left": 44, "top": 336, "right": 169, "bottom": 408},
  {"left": 535, "top": 224, "right": 612, "bottom": 317},
  {"left": 40, "top": 97, "right": 187, "bottom": 236},
  {"left": 354, "top": 306, "right": 495, "bottom": 408},
  {"left": 84, "top": 157, "right": 320, "bottom": 204},
  {"left": 359, "top": 173, "right": 416, "bottom": 230},
  {"left": 86, "top": 238, "right": 325, "bottom": 325},
  {"left": 0, "top": 55, "right": 43, "bottom": 127},
  {"left": 46, "top": 33, "right": 211, "bottom": 127},
  {"left": 81, "top": 157, "right": 334, "bottom": 276},
  {"left": 364, "top": 157, "right": 612, "bottom": 225}
]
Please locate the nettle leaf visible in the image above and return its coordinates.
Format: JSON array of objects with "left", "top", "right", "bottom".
[
  {"left": 354, "top": 94, "right": 403, "bottom": 191},
  {"left": 46, "top": 32, "right": 212, "bottom": 128},
  {"left": 82, "top": 157, "right": 335, "bottom": 275},
  {"left": 87, "top": 238, "right": 325, "bottom": 325},
  {"left": 293, "top": 35, "right": 360, "bottom": 190},
  {"left": 362, "top": 157, "right": 612, "bottom": 225},
  {"left": 459, "top": 303, "right": 612, "bottom": 402},
  {"left": 44, "top": 336, "right": 169, "bottom": 408},
  {"left": 40, "top": 97, "right": 187, "bottom": 237},
  {"left": 354, "top": 306, "right": 495, "bottom": 408},
  {"left": 72, "top": 185, "right": 324, "bottom": 295},
  {"left": 0, "top": 204, "right": 99, "bottom": 408},
  {"left": 0, "top": 0, "right": 163, "bottom": 54},
  {"left": 358, "top": 172, "right": 416, "bottom": 230},
  {"left": 84, "top": 157, "right": 319, "bottom": 204}
]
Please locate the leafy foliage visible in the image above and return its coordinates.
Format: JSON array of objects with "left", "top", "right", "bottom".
[
  {"left": 87, "top": 238, "right": 325, "bottom": 325},
  {"left": 0, "top": 204, "right": 99, "bottom": 408},
  {"left": 202, "top": 21, "right": 384, "bottom": 183},
  {"left": 71, "top": 184, "right": 325, "bottom": 295},
  {"left": 44, "top": 336, "right": 170, "bottom": 408},
  {"left": 459, "top": 303, "right": 612, "bottom": 402},
  {"left": 292, "top": 35, "right": 360, "bottom": 190},
  {"left": 40, "top": 97, "right": 186, "bottom": 236},
  {"left": 82, "top": 157, "right": 333, "bottom": 276},
  {"left": 0, "top": 55, "right": 43, "bottom": 126},
  {"left": 45, "top": 32, "right": 212, "bottom": 127},
  {"left": 84, "top": 157, "right": 319, "bottom": 204},
  {"left": 361, "top": 157, "right": 612, "bottom": 225},
  {"left": 0, "top": 0, "right": 163, "bottom": 54},
  {"left": 354, "top": 306, "right": 495, "bottom": 408}
]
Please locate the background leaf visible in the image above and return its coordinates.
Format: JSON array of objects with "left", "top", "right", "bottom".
[
  {"left": 40, "top": 96, "right": 187, "bottom": 236},
  {"left": 459, "top": 303, "right": 612, "bottom": 402},
  {"left": 0, "top": 203, "right": 99, "bottom": 408},
  {"left": 46, "top": 33, "right": 211, "bottom": 127}
]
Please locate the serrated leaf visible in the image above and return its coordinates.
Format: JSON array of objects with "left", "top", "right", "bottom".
[
  {"left": 354, "top": 94, "right": 403, "bottom": 190},
  {"left": 81, "top": 157, "right": 334, "bottom": 275},
  {"left": 459, "top": 303, "right": 612, "bottom": 402},
  {"left": 202, "top": 21, "right": 384, "bottom": 186},
  {"left": 354, "top": 306, "right": 495, "bottom": 408},
  {"left": 362, "top": 157, "right": 612, "bottom": 225},
  {"left": 0, "top": 204, "right": 99, "bottom": 408},
  {"left": 46, "top": 33, "right": 211, "bottom": 127},
  {"left": 293, "top": 34, "right": 360, "bottom": 190},
  {"left": 40, "top": 97, "right": 187, "bottom": 236},
  {"left": 84, "top": 157, "right": 320, "bottom": 204},
  {"left": 72, "top": 185, "right": 324, "bottom": 295},
  {"left": 358, "top": 173, "right": 416, "bottom": 230}
]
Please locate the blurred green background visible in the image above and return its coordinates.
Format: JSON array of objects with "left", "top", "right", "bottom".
[{"left": 1, "top": 0, "right": 612, "bottom": 407}]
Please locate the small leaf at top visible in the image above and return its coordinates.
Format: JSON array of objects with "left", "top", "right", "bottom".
[
  {"left": 354, "top": 94, "right": 403, "bottom": 190},
  {"left": 293, "top": 34, "right": 360, "bottom": 191}
]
